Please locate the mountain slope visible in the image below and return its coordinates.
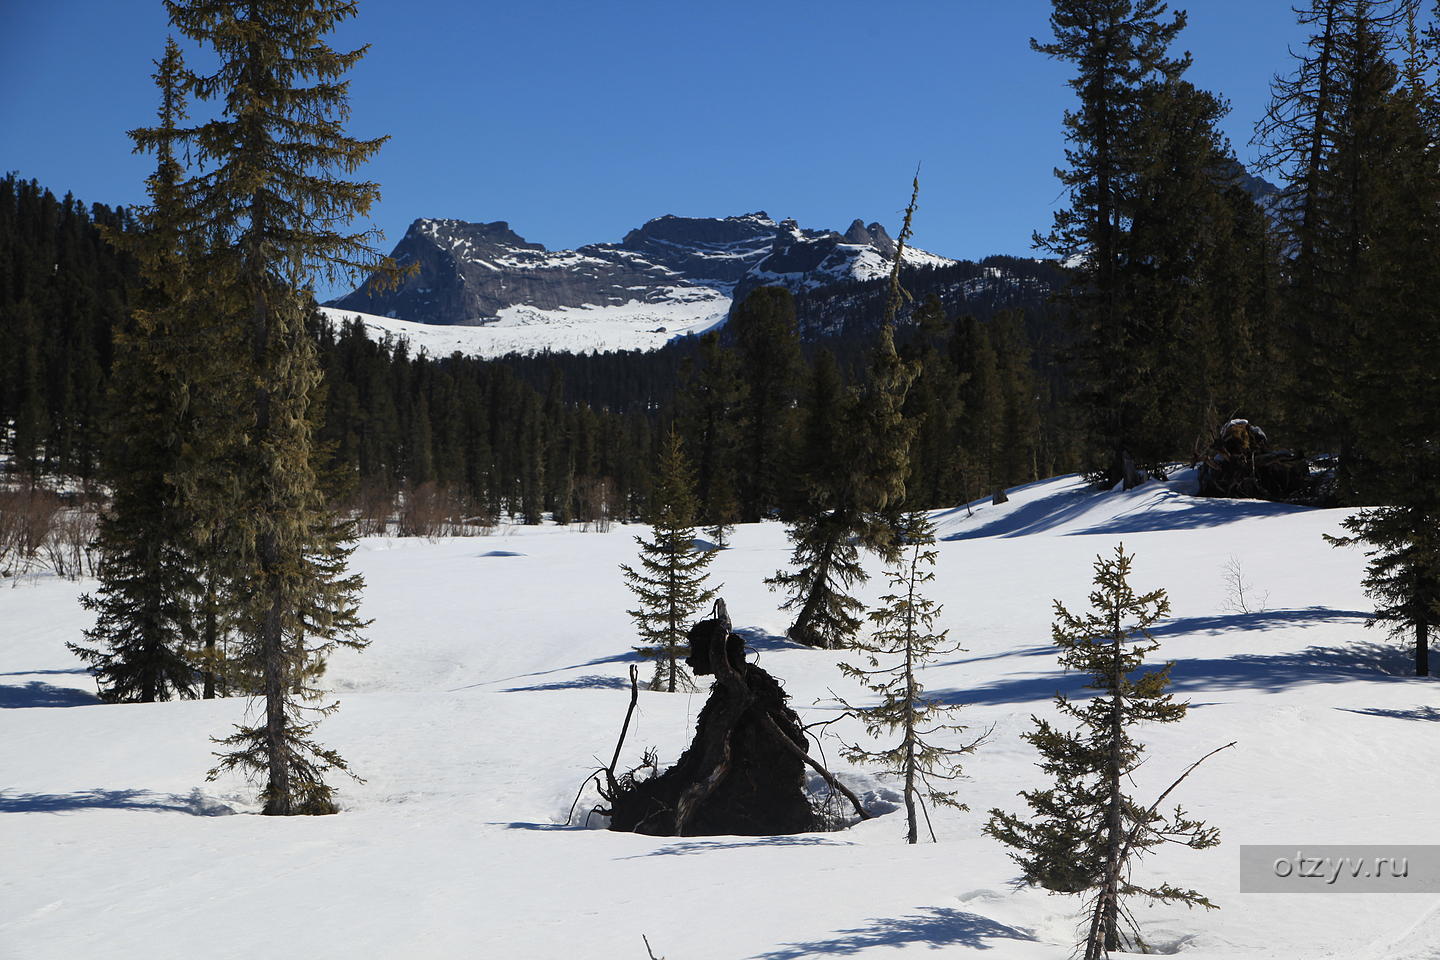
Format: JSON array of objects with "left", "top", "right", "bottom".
[{"left": 325, "top": 212, "right": 960, "bottom": 357}]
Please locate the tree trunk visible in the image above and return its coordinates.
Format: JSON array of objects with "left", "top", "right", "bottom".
[
  {"left": 262, "top": 567, "right": 291, "bottom": 816},
  {"left": 1417, "top": 616, "right": 1429, "bottom": 678},
  {"left": 1103, "top": 607, "right": 1124, "bottom": 953},
  {"left": 202, "top": 585, "right": 217, "bottom": 699},
  {"left": 790, "top": 535, "right": 835, "bottom": 647}
]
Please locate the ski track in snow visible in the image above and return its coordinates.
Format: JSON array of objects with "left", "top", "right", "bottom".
[{"left": 4, "top": 470, "right": 1438, "bottom": 958}]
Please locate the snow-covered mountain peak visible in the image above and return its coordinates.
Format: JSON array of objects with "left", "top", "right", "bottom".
[{"left": 327, "top": 210, "right": 958, "bottom": 357}]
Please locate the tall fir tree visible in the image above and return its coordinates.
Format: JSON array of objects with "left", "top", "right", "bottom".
[
  {"left": 986, "top": 545, "right": 1226, "bottom": 958},
  {"left": 838, "top": 512, "right": 982, "bottom": 843},
  {"left": 1325, "top": 4, "right": 1440, "bottom": 677},
  {"left": 1032, "top": 0, "right": 1191, "bottom": 487},
  {"left": 676, "top": 330, "right": 746, "bottom": 540},
  {"left": 164, "top": 0, "right": 388, "bottom": 815},
  {"left": 619, "top": 429, "right": 717, "bottom": 692},
  {"left": 730, "top": 286, "right": 802, "bottom": 523},
  {"left": 68, "top": 39, "right": 212, "bottom": 703},
  {"left": 768, "top": 180, "right": 919, "bottom": 648},
  {"left": 1124, "top": 77, "right": 1277, "bottom": 463},
  {"left": 1256, "top": 0, "right": 1410, "bottom": 489}
]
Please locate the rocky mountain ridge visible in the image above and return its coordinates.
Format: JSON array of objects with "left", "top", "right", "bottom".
[{"left": 329, "top": 211, "right": 953, "bottom": 331}]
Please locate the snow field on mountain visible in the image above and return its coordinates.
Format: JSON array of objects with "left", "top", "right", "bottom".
[
  {"left": 3, "top": 473, "right": 1439, "bottom": 959},
  {"left": 321, "top": 300, "right": 729, "bottom": 359}
]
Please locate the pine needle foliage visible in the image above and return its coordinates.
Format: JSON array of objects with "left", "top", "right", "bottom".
[
  {"left": 837, "top": 512, "right": 982, "bottom": 843},
  {"left": 69, "top": 38, "right": 245, "bottom": 703},
  {"left": 1323, "top": 5, "right": 1440, "bottom": 678},
  {"left": 159, "top": 0, "right": 391, "bottom": 815},
  {"left": 986, "top": 545, "right": 1221, "bottom": 958},
  {"left": 620, "top": 429, "right": 717, "bottom": 692},
  {"left": 68, "top": 39, "right": 199, "bottom": 704},
  {"left": 767, "top": 180, "right": 919, "bottom": 649},
  {"left": 1328, "top": 506, "right": 1440, "bottom": 677}
]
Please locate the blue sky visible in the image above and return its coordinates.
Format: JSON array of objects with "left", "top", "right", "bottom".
[{"left": 3, "top": 1, "right": 1308, "bottom": 295}]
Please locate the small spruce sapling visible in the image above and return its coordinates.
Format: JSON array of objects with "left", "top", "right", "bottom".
[
  {"left": 986, "top": 544, "right": 1230, "bottom": 959},
  {"left": 619, "top": 429, "right": 717, "bottom": 692},
  {"left": 837, "top": 512, "right": 984, "bottom": 842}
]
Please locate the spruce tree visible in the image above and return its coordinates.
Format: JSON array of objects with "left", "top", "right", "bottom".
[
  {"left": 1325, "top": 8, "right": 1440, "bottom": 677},
  {"left": 163, "top": 0, "right": 388, "bottom": 815},
  {"left": 676, "top": 330, "right": 745, "bottom": 541},
  {"left": 730, "top": 287, "right": 802, "bottom": 523},
  {"left": 986, "top": 545, "right": 1226, "bottom": 958},
  {"left": 768, "top": 349, "right": 870, "bottom": 648},
  {"left": 768, "top": 182, "right": 919, "bottom": 648},
  {"left": 1256, "top": 0, "right": 1410, "bottom": 485},
  {"left": 619, "top": 429, "right": 717, "bottom": 692},
  {"left": 1124, "top": 78, "right": 1276, "bottom": 464},
  {"left": 69, "top": 39, "right": 207, "bottom": 703},
  {"left": 838, "top": 512, "right": 982, "bottom": 843},
  {"left": 1032, "top": 0, "right": 1190, "bottom": 486}
]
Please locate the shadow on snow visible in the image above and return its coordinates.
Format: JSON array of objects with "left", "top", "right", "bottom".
[
  {"left": 617, "top": 836, "right": 854, "bottom": 859},
  {"left": 932, "top": 610, "right": 1406, "bottom": 708},
  {"left": 0, "top": 680, "right": 100, "bottom": 708},
  {"left": 749, "top": 906, "right": 1036, "bottom": 957},
  {"left": 938, "top": 483, "right": 1311, "bottom": 541},
  {"left": 1338, "top": 704, "right": 1440, "bottom": 722},
  {"left": 0, "top": 787, "right": 235, "bottom": 816},
  {"left": 503, "top": 674, "right": 635, "bottom": 693}
]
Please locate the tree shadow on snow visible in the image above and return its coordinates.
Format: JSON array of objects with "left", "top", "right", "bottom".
[
  {"left": 933, "top": 644, "right": 1057, "bottom": 669},
  {"left": 934, "top": 623, "right": 1410, "bottom": 709},
  {"left": 749, "top": 907, "right": 1036, "bottom": 957},
  {"left": 618, "top": 836, "right": 853, "bottom": 859},
  {"left": 450, "top": 650, "right": 647, "bottom": 692},
  {"left": 1148, "top": 607, "right": 1370, "bottom": 638},
  {"left": 939, "top": 484, "right": 1308, "bottom": 541},
  {"left": 503, "top": 674, "right": 634, "bottom": 692},
  {"left": 734, "top": 626, "right": 807, "bottom": 656},
  {"left": 0, "top": 787, "right": 235, "bottom": 816},
  {"left": 0, "top": 667, "right": 90, "bottom": 676},
  {"left": 0, "top": 680, "right": 100, "bottom": 708},
  {"left": 1338, "top": 704, "right": 1440, "bottom": 722},
  {"left": 455, "top": 627, "right": 797, "bottom": 694}
]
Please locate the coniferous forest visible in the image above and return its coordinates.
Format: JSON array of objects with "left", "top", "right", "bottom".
[{"left": 5, "top": 1, "right": 1440, "bottom": 957}]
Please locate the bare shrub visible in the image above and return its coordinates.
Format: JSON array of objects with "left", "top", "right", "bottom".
[
  {"left": 1220, "top": 554, "right": 1269, "bottom": 615},
  {"left": 40, "top": 507, "right": 99, "bottom": 580},
  {"left": 575, "top": 476, "right": 617, "bottom": 533},
  {"left": 349, "top": 480, "right": 396, "bottom": 537},
  {"left": 0, "top": 486, "right": 63, "bottom": 577}
]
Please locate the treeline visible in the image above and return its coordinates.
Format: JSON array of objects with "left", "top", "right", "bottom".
[
  {"left": 2, "top": 170, "right": 1078, "bottom": 526},
  {"left": 0, "top": 174, "right": 135, "bottom": 478}
]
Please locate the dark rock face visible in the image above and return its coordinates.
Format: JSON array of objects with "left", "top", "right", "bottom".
[
  {"left": 328, "top": 211, "right": 949, "bottom": 328},
  {"left": 331, "top": 216, "right": 733, "bottom": 324},
  {"left": 843, "top": 219, "right": 897, "bottom": 257}
]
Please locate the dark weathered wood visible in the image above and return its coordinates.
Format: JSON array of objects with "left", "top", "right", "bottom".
[
  {"left": 672, "top": 601, "right": 749, "bottom": 835},
  {"left": 758, "top": 710, "right": 871, "bottom": 822},
  {"left": 604, "top": 664, "right": 641, "bottom": 796}
]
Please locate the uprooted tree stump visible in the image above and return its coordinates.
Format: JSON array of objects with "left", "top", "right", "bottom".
[
  {"left": 1196, "top": 418, "right": 1310, "bottom": 501},
  {"left": 603, "top": 600, "right": 869, "bottom": 836}
]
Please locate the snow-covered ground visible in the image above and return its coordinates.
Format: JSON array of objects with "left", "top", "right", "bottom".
[
  {"left": 4, "top": 473, "right": 1438, "bottom": 959},
  {"left": 320, "top": 294, "right": 728, "bottom": 359}
]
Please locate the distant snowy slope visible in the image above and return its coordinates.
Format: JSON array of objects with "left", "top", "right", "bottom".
[
  {"left": 320, "top": 292, "right": 728, "bottom": 359},
  {"left": 5, "top": 476, "right": 1436, "bottom": 959}
]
